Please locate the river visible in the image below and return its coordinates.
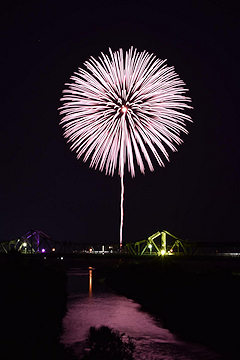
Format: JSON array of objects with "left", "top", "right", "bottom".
[{"left": 60, "top": 267, "right": 224, "bottom": 359}]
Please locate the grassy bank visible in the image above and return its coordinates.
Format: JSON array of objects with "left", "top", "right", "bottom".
[
  {"left": 0, "top": 253, "right": 74, "bottom": 360},
  {"left": 101, "top": 256, "right": 240, "bottom": 359}
]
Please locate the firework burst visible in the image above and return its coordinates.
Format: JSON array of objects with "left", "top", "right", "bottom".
[{"left": 59, "top": 47, "right": 192, "bottom": 247}]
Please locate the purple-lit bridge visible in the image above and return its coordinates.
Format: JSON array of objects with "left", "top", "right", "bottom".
[{"left": 1, "top": 229, "right": 240, "bottom": 257}]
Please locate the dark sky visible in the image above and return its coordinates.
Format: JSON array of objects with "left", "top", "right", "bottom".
[{"left": 1, "top": 0, "right": 239, "bottom": 245}]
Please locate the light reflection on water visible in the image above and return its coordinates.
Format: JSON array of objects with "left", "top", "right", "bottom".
[{"left": 61, "top": 268, "right": 223, "bottom": 360}]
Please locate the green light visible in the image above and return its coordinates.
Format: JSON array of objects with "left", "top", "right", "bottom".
[{"left": 161, "top": 249, "right": 166, "bottom": 255}]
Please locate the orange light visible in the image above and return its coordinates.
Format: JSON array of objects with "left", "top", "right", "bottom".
[
  {"left": 89, "top": 269, "right": 92, "bottom": 297},
  {"left": 121, "top": 106, "right": 127, "bottom": 113}
]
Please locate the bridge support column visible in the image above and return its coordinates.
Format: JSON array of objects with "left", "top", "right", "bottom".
[{"left": 161, "top": 232, "right": 166, "bottom": 254}]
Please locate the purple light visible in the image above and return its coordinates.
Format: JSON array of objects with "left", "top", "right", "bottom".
[{"left": 41, "top": 248, "right": 46, "bottom": 253}]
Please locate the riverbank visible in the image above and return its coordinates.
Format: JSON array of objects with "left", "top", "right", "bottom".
[
  {"left": 99, "top": 256, "right": 240, "bottom": 359},
  {"left": 0, "top": 253, "right": 74, "bottom": 360},
  {"left": 2, "top": 253, "right": 240, "bottom": 359}
]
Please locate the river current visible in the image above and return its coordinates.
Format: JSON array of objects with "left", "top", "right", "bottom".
[{"left": 60, "top": 268, "right": 224, "bottom": 359}]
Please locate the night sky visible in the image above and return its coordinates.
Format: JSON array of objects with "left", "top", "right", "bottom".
[{"left": 1, "top": 0, "right": 239, "bottom": 246}]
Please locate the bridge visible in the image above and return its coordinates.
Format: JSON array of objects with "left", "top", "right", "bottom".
[
  {"left": 0, "top": 229, "right": 119, "bottom": 255},
  {"left": 1, "top": 229, "right": 240, "bottom": 257},
  {"left": 125, "top": 230, "right": 190, "bottom": 256},
  {"left": 125, "top": 231, "right": 240, "bottom": 256}
]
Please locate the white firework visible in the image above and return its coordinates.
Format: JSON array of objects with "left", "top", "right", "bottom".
[{"left": 59, "top": 47, "right": 192, "bottom": 247}]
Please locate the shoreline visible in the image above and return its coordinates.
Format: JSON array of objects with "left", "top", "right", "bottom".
[
  {"left": 2, "top": 253, "right": 240, "bottom": 359},
  {"left": 99, "top": 256, "right": 240, "bottom": 359}
]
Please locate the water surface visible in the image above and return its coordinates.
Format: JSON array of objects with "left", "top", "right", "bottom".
[{"left": 61, "top": 268, "right": 223, "bottom": 359}]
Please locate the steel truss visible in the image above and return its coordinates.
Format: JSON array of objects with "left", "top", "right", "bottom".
[
  {"left": 0, "top": 230, "right": 55, "bottom": 254},
  {"left": 125, "top": 230, "right": 190, "bottom": 256},
  {"left": 0, "top": 230, "right": 119, "bottom": 254}
]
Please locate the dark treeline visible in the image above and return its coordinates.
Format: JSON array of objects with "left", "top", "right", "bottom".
[{"left": 99, "top": 256, "right": 240, "bottom": 359}]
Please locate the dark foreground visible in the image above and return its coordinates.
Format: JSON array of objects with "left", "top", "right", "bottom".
[
  {"left": 1, "top": 253, "right": 240, "bottom": 359},
  {"left": 0, "top": 253, "right": 73, "bottom": 360},
  {"left": 101, "top": 256, "right": 240, "bottom": 359}
]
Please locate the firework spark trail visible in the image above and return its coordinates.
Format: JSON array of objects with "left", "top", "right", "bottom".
[
  {"left": 59, "top": 47, "right": 192, "bottom": 248},
  {"left": 120, "top": 160, "right": 124, "bottom": 249}
]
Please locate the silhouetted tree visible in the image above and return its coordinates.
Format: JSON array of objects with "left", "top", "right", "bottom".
[{"left": 82, "top": 326, "right": 135, "bottom": 360}]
